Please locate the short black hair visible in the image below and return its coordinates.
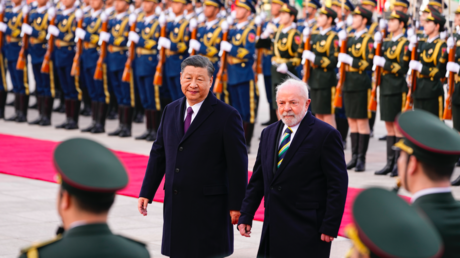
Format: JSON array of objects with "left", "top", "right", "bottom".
[
  {"left": 180, "top": 55, "right": 215, "bottom": 78},
  {"left": 420, "top": 161, "right": 455, "bottom": 182},
  {"left": 61, "top": 189, "right": 115, "bottom": 214}
]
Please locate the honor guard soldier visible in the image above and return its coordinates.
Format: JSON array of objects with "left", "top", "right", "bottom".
[
  {"left": 302, "top": 7, "right": 339, "bottom": 128},
  {"left": 393, "top": 0, "right": 409, "bottom": 13},
  {"left": 337, "top": 6, "right": 374, "bottom": 172},
  {"left": 188, "top": 0, "right": 225, "bottom": 97},
  {"left": 128, "top": 0, "right": 168, "bottom": 141},
  {"left": 99, "top": 0, "right": 135, "bottom": 137},
  {"left": 395, "top": 109, "right": 460, "bottom": 256},
  {"left": 22, "top": 0, "right": 55, "bottom": 126},
  {"left": 360, "top": 0, "right": 379, "bottom": 36},
  {"left": 2, "top": 1, "right": 29, "bottom": 123},
  {"left": 346, "top": 187, "right": 443, "bottom": 258},
  {"left": 331, "top": 0, "right": 354, "bottom": 33},
  {"left": 257, "top": 0, "right": 286, "bottom": 126},
  {"left": 157, "top": 0, "right": 191, "bottom": 100},
  {"left": 18, "top": 138, "right": 151, "bottom": 258},
  {"left": 220, "top": 0, "right": 257, "bottom": 152},
  {"left": 48, "top": 0, "right": 81, "bottom": 130},
  {"left": 408, "top": 10, "right": 447, "bottom": 118},
  {"left": 427, "top": 0, "right": 446, "bottom": 13},
  {"left": 185, "top": 0, "right": 201, "bottom": 20},
  {"left": 373, "top": 11, "right": 410, "bottom": 177},
  {"left": 298, "top": 0, "right": 321, "bottom": 34},
  {"left": 75, "top": 0, "right": 110, "bottom": 134}
]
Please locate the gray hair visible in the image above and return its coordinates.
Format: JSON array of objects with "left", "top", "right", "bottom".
[
  {"left": 276, "top": 79, "right": 309, "bottom": 100},
  {"left": 180, "top": 55, "right": 215, "bottom": 78}
]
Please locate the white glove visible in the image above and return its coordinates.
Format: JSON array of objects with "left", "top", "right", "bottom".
[
  {"left": 98, "top": 31, "right": 110, "bottom": 45},
  {"left": 226, "top": 15, "right": 233, "bottom": 26},
  {"left": 48, "top": 7, "right": 56, "bottom": 20},
  {"left": 219, "top": 10, "right": 226, "bottom": 18},
  {"left": 159, "top": 13, "right": 166, "bottom": 27},
  {"left": 407, "top": 28, "right": 414, "bottom": 38},
  {"left": 374, "top": 31, "right": 382, "bottom": 44},
  {"left": 128, "top": 31, "right": 139, "bottom": 44},
  {"left": 302, "top": 50, "right": 315, "bottom": 64},
  {"left": 276, "top": 63, "right": 288, "bottom": 74},
  {"left": 219, "top": 40, "right": 232, "bottom": 56},
  {"left": 338, "top": 53, "right": 353, "bottom": 65},
  {"left": 0, "top": 22, "right": 6, "bottom": 33},
  {"left": 338, "top": 30, "right": 347, "bottom": 41},
  {"left": 440, "top": 31, "right": 447, "bottom": 40},
  {"left": 231, "top": 10, "right": 236, "bottom": 19},
  {"left": 373, "top": 55, "right": 385, "bottom": 69},
  {"left": 261, "top": 26, "right": 273, "bottom": 39},
  {"left": 22, "top": 5, "right": 30, "bottom": 16},
  {"left": 447, "top": 36, "right": 455, "bottom": 51},
  {"left": 198, "top": 13, "right": 206, "bottom": 24},
  {"left": 155, "top": 6, "right": 162, "bottom": 16},
  {"left": 302, "top": 26, "right": 310, "bottom": 38},
  {"left": 409, "top": 60, "right": 423, "bottom": 72},
  {"left": 157, "top": 37, "right": 171, "bottom": 50},
  {"left": 260, "top": 11, "right": 266, "bottom": 21},
  {"left": 408, "top": 34, "right": 417, "bottom": 50},
  {"left": 75, "top": 27, "right": 86, "bottom": 40},
  {"left": 129, "top": 13, "right": 137, "bottom": 26},
  {"left": 101, "top": 11, "right": 108, "bottom": 23},
  {"left": 189, "top": 18, "right": 197, "bottom": 31},
  {"left": 220, "top": 20, "right": 229, "bottom": 33},
  {"left": 188, "top": 38, "right": 201, "bottom": 53},
  {"left": 48, "top": 25, "right": 59, "bottom": 36},
  {"left": 379, "top": 19, "right": 386, "bottom": 31},
  {"left": 254, "top": 15, "right": 262, "bottom": 26},
  {"left": 447, "top": 62, "right": 460, "bottom": 74},
  {"left": 75, "top": 8, "right": 83, "bottom": 21},
  {"left": 21, "top": 23, "right": 32, "bottom": 35}
]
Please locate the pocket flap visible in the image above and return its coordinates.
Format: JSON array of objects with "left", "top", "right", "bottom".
[
  {"left": 296, "top": 202, "right": 319, "bottom": 210},
  {"left": 203, "top": 185, "right": 227, "bottom": 196}
]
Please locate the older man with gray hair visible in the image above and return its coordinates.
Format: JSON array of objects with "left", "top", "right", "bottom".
[{"left": 237, "top": 79, "right": 348, "bottom": 258}]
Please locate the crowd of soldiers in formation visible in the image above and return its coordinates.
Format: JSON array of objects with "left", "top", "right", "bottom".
[{"left": 1, "top": 0, "right": 460, "bottom": 183}]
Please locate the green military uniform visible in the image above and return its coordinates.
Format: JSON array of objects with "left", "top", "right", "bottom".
[
  {"left": 307, "top": 7, "right": 339, "bottom": 115},
  {"left": 347, "top": 187, "right": 443, "bottom": 258},
  {"left": 18, "top": 138, "right": 150, "bottom": 258},
  {"left": 342, "top": 7, "right": 374, "bottom": 119},
  {"left": 379, "top": 12, "right": 410, "bottom": 122},
  {"left": 257, "top": 4, "right": 301, "bottom": 110},
  {"left": 449, "top": 7, "right": 460, "bottom": 131},
  {"left": 394, "top": 110, "right": 460, "bottom": 257},
  {"left": 413, "top": 11, "right": 447, "bottom": 119}
]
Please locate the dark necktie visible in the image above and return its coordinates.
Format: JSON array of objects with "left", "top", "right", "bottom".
[
  {"left": 277, "top": 127, "right": 293, "bottom": 169},
  {"left": 184, "top": 107, "right": 194, "bottom": 133}
]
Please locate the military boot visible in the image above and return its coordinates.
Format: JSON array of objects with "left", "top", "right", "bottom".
[
  {"left": 81, "top": 102, "right": 98, "bottom": 132},
  {"left": 244, "top": 122, "right": 255, "bottom": 154},
  {"left": 390, "top": 137, "right": 402, "bottom": 177},
  {"left": 55, "top": 99, "right": 72, "bottom": 128},
  {"left": 375, "top": 136, "right": 396, "bottom": 175},
  {"left": 108, "top": 106, "right": 124, "bottom": 136},
  {"left": 65, "top": 99, "right": 80, "bottom": 130},
  {"left": 15, "top": 94, "right": 29, "bottom": 123},
  {"left": 135, "top": 110, "right": 152, "bottom": 140},
  {"left": 146, "top": 110, "right": 159, "bottom": 142},
  {"left": 28, "top": 96, "right": 44, "bottom": 125},
  {"left": 40, "top": 96, "right": 53, "bottom": 126},
  {"left": 355, "top": 134, "right": 370, "bottom": 172},
  {"left": 5, "top": 93, "right": 20, "bottom": 121},
  {"left": 346, "top": 133, "right": 359, "bottom": 169},
  {"left": 91, "top": 102, "right": 108, "bottom": 134},
  {"left": 119, "top": 106, "right": 133, "bottom": 137},
  {"left": 0, "top": 90, "right": 7, "bottom": 119}
]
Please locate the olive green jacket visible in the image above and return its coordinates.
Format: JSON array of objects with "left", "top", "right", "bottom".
[
  {"left": 308, "top": 29, "right": 339, "bottom": 90},
  {"left": 380, "top": 36, "right": 410, "bottom": 95}
]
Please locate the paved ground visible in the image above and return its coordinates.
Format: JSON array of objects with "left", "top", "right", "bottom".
[{"left": 1, "top": 80, "right": 460, "bottom": 257}]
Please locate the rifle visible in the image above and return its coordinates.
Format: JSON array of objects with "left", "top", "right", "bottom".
[
  {"left": 16, "top": 6, "right": 29, "bottom": 70},
  {"left": 404, "top": 0, "right": 419, "bottom": 111},
  {"left": 254, "top": 11, "right": 264, "bottom": 84},
  {"left": 443, "top": 0, "right": 454, "bottom": 120},
  {"left": 41, "top": 8, "right": 56, "bottom": 73},
  {"left": 94, "top": 11, "right": 109, "bottom": 80},
  {"left": 71, "top": 9, "right": 84, "bottom": 76},
  {"left": 122, "top": 14, "right": 137, "bottom": 82},
  {"left": 333, "top": 0, "right": 347, "bottom": 108},
  {"left": 0, "top": 5, "right": 5, "bottom": 53},
  {"left": 189, "top": 18, "right": 198, "bottom": 56},
  {"left": 213, "top": 22, "right": 228, "bottom": 94},
  {"left": 302, "top": 0, "right": 311, "bottom": 83},
  {"left": 369, "top": 3, "right": 386, "bottom": 112},
  {"left": 153, "top": 13, "right": 167, "bottom": 86}
]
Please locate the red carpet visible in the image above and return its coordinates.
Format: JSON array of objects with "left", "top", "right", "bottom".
[{"left": 0, "top": 133, "right": 401, "bottom": 237}]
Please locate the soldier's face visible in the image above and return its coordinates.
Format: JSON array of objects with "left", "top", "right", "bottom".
[
  {"left": 424, "top": 20, "right": 437, "bottom": 36},
  {"left": 62, "top": 0, "right": 76, "bottom": 8},
  {"left": 388, "top": 18, "right": 401, "bottom": 33},
  {"left": 171, "top": 2, "right": 185, "bottom": 15},
  {"left": 352, "top": 15, "right": 364, "bottom": 30},
  {"left": 279, "top": 12, "right": 291, "bottom": 26},
  {"left": 271, "top": 3, "right": 282, "bottom": 17},
  {"left": 91, "top": 0, "right": 104, "bottom": 10},
  {"left": 455, "top": 14, "right": 460, "bottom": 27},
  {"left": 204, "top": 5, "right": 218, "bottom": 18},
  {"left": 135, "top": 0, "right": 143, "bottom": 8},
  {"left": 317, "top": 13, "right": 328, "bottom": 28},
  {"left": 143, "top": 1, "right": 155, "bottom": 13},
  {"left": 186, "top": 3, "right": 194, "bottom": 12},
  {"left": 115, "top": 0, "right": 129, "bottom": 12},
  {"left": 180, "top": 66, "right": 213, "bottom": 105},
  {"left": 420, "top": 12, "right": 428, "bottom": 26},
  {"left": 235, "top": 6, "right": 249, "bottom": 20},
  {"left": 37, "top": 0, "right": 48, "bottom": 7}
]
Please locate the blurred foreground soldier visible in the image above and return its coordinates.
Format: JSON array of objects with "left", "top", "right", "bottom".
[
  {"left": 138, "top": 56, "right": 248, "bottom": 258},
  {"left": 395, "top": 109, "right": 460, "bottom": 257},
  {"left": 347, "top": 187, "right": 443, "bottom": 258},
  {"left": 238, "top": 79, "right": 348, "bottom": 258},
  {"left": 18, "top": 138, "right": 150, "bottom": 258}
]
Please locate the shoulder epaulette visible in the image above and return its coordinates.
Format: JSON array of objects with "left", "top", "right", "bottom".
[{"left": 20, "top": 237, "right": 62, "bottom": 255}]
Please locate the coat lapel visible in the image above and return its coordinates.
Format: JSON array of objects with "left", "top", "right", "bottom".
[
  {"left": 272, "top": 112, "right": 315, "bottom": 183},
  {"left": 175, "top": 97, "right": 187, "bottom": 139},
  {"left": 267, "top": 121, "right": 284, "bottom": 181},
  {"left": 179, "top": 93, "right": 216, "bottom": 144}
]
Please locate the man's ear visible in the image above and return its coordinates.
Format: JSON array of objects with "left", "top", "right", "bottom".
[
  {"left": 407, "top": 155, "right": 418, "bottom": 176},
  {"left": 60, "top": 190, "right": 71, "bottom": 211}
]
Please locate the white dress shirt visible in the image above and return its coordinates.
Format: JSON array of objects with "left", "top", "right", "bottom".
[
  {"left": 279, "top": 121, "right": 301, "bottom": 147},
  {"left": 411, "top": 187, "right": 451, "bottom": 203},
  {"left": 184, "top": 100, "right": 204, "bottom": 124}
]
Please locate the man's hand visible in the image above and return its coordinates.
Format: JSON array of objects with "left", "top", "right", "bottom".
[
  {"left": 230, "top": 210, "right": 240, "bottom": 225},
  {"left": 320, "top": 234, "right": 334, "bottom": 243},
  {"left": 138, "top": 197, "right": 149, "bottom": 216},
  {"left": 238, "top": 224, "right": 252, "bottom": 237}
]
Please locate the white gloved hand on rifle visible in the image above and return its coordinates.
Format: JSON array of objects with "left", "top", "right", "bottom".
[
  {"left": 128, "top": 31, "right": 139, "bottom": 44},
  {"left": 447, "top": 62, "right": 460, "bottom": 74},
  {"left": 261, "top": 25, "right": 273, "bottom": 39},
  {"left": 447, "top": 37, "right": 455, "bottom": 53},
  {"left": 408, "top": 35, "right": 418, "bottom": 50},
  {"left": 302, "top": 50, "right": 315, "bottom": 65},
  {"left": 302, "top": 26, "right": 310, "bottom": 42},
  {"left": 338, "top": 53, "right": 353, "bottom": 66},
  {"left": 373, "top": 31, "right": 382, "bottom": 45},
  {"left": 157, "top": 37, "right": 171, "bottom": 50},
  {"left": 48, "top": 25, "right": 59, "bottom": 36},
  {"left": 372, "top": 56, "right": 385, "bottom": 70},
  {"left": 21, "top": 23, "right": 33, "bottom": 35},
  {"left": 98, "top": 31, "right": 111, "bottom": 45},
  {"left": 188, "top": 39, "right": 201, "bottom": 54},
  {"left": 409, "top": 60, "right": 423, "bottom": 73},
  {"left": 276, "top": 63, "right": 288, "bottom": 74},
  {"left": 219, "top": 40, "right": 232, "bottom": 56}
]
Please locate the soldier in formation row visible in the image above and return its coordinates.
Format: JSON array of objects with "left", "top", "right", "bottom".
[{"left": 1, "top": 0, "right": 460, "bottom": 182}]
